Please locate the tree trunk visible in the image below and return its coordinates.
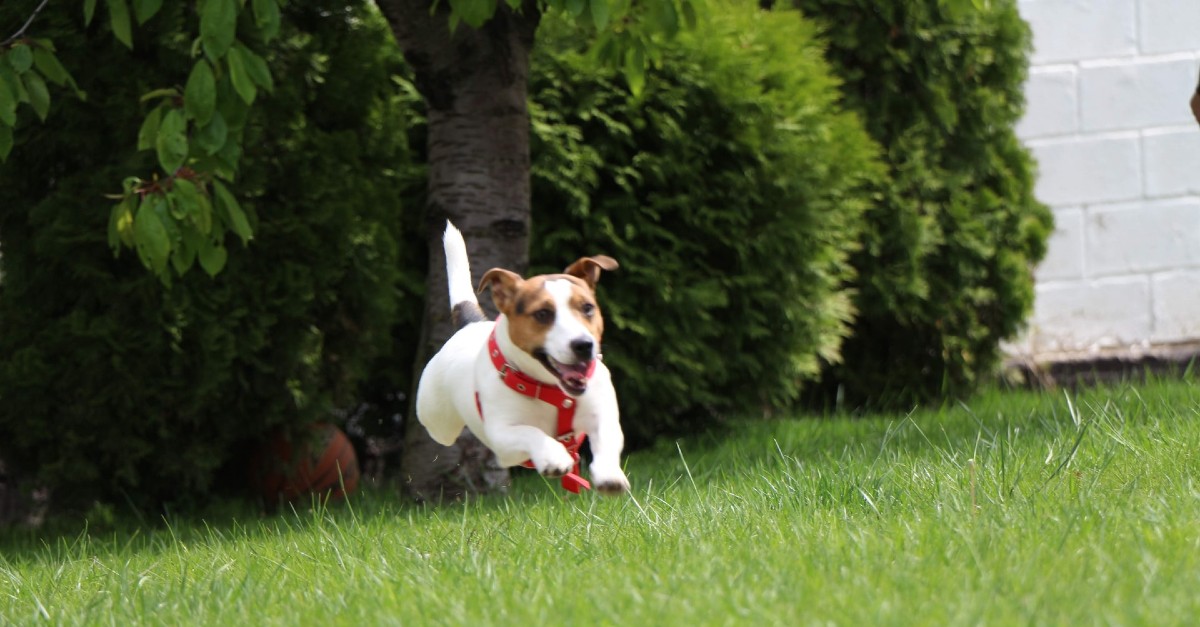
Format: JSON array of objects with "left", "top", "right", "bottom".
[{"left": 376, "top": 0, "right": 540, "bottom": 501}]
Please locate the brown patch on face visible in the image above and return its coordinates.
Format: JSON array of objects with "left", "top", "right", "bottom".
[
  {"left": 566, "top": 281, "right": 605, "bottom": 341},
  {"left": 490, "top": 275, "right": 555, "bottom": 355}
]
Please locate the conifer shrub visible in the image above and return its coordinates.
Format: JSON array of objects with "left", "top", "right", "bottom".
[
  {"left": 528, "top": 4, "right": 881, "bottom": 443},
  {"left": 0, "top": 2, "right": 419, "bottom": 509},
  {"left": 790, "top": 0, "right": 1052, "bottom": 407}
]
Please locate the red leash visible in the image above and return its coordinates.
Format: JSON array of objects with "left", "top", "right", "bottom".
[{"left": 475, "top": 328, "right": 595, "bottom": 493}]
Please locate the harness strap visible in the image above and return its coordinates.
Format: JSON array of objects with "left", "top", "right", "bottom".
[{"left": 476, "top": 328, "right": 592, "bottom": 494}]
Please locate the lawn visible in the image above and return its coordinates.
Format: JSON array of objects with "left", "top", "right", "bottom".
[{"left": 3, "top": 379, "right": 1200, "bottom": 625}]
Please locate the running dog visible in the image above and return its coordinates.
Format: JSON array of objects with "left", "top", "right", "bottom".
[{"left": 415, "top": 222, "right": 630, "bottom": 495}]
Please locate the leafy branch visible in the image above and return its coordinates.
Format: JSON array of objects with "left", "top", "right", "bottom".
[
  {"left": 87, "top": 0, "right": 279, "bottom": 284},
  {"left": 5, "top": 0, "right": 702, "bottom": 284},
  {"left": 0, "top": 0, "right": 51, "bottom": 48},
  {"left": 0, "top": 1, "right": 83, "bottom": 162}
]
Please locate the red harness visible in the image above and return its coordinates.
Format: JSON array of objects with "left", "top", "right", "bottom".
[{"left": 475, "top": 328, "right": 595, "bottom": 494}]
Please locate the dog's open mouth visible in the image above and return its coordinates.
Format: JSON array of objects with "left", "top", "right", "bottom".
[{"left": 534, "top": 350, "right": 591, "bottom": 396}]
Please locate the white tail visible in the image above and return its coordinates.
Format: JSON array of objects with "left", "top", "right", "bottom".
[{"left": 443, "top": 221, "right": 476, "bottom": 310}]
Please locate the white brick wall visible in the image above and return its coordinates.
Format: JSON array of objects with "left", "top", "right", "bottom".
[{"left": 1015, "top": 0, "right": 1200, "bottom": 355}]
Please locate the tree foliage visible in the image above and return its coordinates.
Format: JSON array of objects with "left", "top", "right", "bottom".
[
  {"left": 0, "top": 1, "right": 417, "bottom": 509},
  {"left": 3, "top": 0, "right": 281, "bottom": 284},
  {"left": 2, "top": 0, "right": 703, "bottom": 286}
]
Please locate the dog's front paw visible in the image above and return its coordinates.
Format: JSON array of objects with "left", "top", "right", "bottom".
[
  {"left": 532, "top": 446, "right": 576, "bottom": 478},
  {"left": 591, "top": 464, "right": 630, "bottom": 496}
]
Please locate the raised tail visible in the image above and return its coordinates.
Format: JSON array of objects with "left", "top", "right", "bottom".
[{"left": 443, "top": 221, "right": 488, "bottom": 329}]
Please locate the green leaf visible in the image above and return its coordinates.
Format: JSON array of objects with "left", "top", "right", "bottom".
[
  {"left": 137, "top": 105, "right": 163, "bottom": 151},
  {"left": 107, "top": 0, "right": 134, "bottom": 49},
  {"left": 133, "top": 0, "right": 162, "bottom": 24},
  {"left": 225, "top": 47, "right": 257, "bottom": 104},
  {"left": 448, "top": 0, "right": 497, "bottom": 28},
  {"left": 170, "top": 235, "right": 197, "bottom": 274},
  {"left": 155, "top": 108, "right": 188, "bottom": 174},
  {"left": 215, "top": 76, "right": 249, "bottom": 131},
  {"left": 0, "top": 64, "right": 27, "bottom": 104},
  {"left": 184, "top": 60, "right": 216, "bottom": 125},
  {"left": 193, "top": 110, "right": 228, "bottom": 155},
  {"left": 166, "top": 190, "right": 185, "bottom": 219},
  {"left": 564, "top": 0, "right": 585, "bottom": 16},
  {"left": 121, "top": 176, "right": 140, "bottom": 195},
  {"left": 252, "top": 0, "right": 281, "bottom": 42},
  {"left": 0, "top": 79, "right": 15, "bottom": 126},
  {"left": 85, "top": 0, "right": 99, "bottom": 25},
  {"left": 152, "top": 193, "right": 183, "bottom": 249},
  {"left": 32, "top": 48, "right": 74, "bottom": 89},
  {"left": 623, "top": 45, "right": 645, "bottom": 97},
  {"left": 680, "top": 0, "right": 698, "bottom": 29},
  {"left": 107, "top": 195, "right": 136, "bottom": 251},
  {"left": 235, "top": 45, "right": 273, "bottom": 92},
  {"left": 215, "top": 137, "right": 241, "bottom": 177},
  {"left": 172, "top": 178, "right": 201, "bottom": 219},
  {"left": 182, "top": 225, "right": 204, "bottom": 255},
  {"left": 174, "top": 223, "right": 202, "bottom": 274},
  {"left": 134, "top": 195, "right": 172, "bottom": 274},
  {"left": 590, "top": 0, "right": 610, "bottom": 30},
  {"left": 194, "top": 191, "right": 214, "bottom": 233},
  {"left": 212, "top": 180, "right": 252, "bottom": 243},
  {"left": 201, "top": 0, "right": 238, "bottom": 60},
  {"left": 23, "top": 71, "right": 49, "bottom": 121},
  {"left": 651, "top": 1, "right": 678, "bottom": 37},
  {"left": 197, "top": 237, "right": 227, "bottom": 276},
  {"left": 7, "top": 45, "right": 33, "bottom": 74},
  {"left": 0, "top": 124, "right": 12, "bottom": 161},
  {"left": 139, "top": 87, "right": 179, "bottom": 103}
]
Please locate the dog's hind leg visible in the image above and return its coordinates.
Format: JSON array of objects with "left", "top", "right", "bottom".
[{"left": 415, "top": 394, "right": 467, "bottom": 446}]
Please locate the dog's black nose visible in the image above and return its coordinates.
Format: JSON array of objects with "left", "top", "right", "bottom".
[{"left": 570, "top": 338, "right": 594, "bottom": 361}]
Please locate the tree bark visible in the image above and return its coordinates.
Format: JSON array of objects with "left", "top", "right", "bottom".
[{"left": 376, "top": 0, "right": 540, "bottom": 501}]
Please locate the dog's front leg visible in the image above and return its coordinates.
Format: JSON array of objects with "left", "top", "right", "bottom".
[
  {"left": 486, "top": 424, "right": 577, "bottom": 477},
  {"left": 580, "top": 405, "right": 630, "bottom": 495}
]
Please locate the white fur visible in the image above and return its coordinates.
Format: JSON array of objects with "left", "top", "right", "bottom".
[
  {"left": 414, "top": 222, "right": 630, "bottom": 494},
  {"left": 443, "top": 222, "right": 475, "bottom": 310},
  {"left": 542, "top": 279, "right": 596, "bottom": 365}
]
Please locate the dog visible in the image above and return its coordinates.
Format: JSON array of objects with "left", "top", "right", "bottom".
[{"left": 415, "top": 222, "right": 631, "bottom": 495}]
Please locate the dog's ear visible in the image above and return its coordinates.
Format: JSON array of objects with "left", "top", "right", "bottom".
[
  {"left": 479, "top": 268, "right": 522, "bottom": 314},
  {"left": 563, "top": 255, "right": 618, "bottom": 289}
]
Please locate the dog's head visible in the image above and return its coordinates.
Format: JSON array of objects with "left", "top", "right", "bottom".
[{"left": 480, "top": 256, "right": 618, "bottom": 396}]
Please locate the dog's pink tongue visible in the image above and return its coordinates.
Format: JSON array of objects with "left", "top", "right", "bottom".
[{"left": 562, "top": 361, "right": 591, "bottom": 388}]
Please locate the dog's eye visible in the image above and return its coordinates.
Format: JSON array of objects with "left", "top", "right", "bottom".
[
  {"left": 581, "top": 303, "right": 595, "bottom": 317},
  {"left": 533, "top": 308, "right": 554, "bottom": 324}
]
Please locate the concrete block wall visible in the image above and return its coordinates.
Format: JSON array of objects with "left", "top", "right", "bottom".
[{"left": 1014, "top": 0, "right": 1200, "bottom": 356}]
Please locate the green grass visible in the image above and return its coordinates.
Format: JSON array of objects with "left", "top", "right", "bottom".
[{"left": 5, "top": 380, "right": 1200, "bottom": 625}]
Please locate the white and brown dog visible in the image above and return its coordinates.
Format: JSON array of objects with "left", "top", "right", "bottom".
[{"left": 415, "top": 222, "right": 630, "bottom": 495}]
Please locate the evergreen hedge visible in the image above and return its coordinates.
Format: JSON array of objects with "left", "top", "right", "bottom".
[
  {"left": 0, "top": 2, "right": 419, "bottom": 509},
  {"left": 0, "top": 0, "right": 1053, "bottom": 509},
  {"left": 528, "top": 3, "right": 881, "bottom": 443},
  {"left": 790, "top": 0, "right": 1053, "bottom": 407}
]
